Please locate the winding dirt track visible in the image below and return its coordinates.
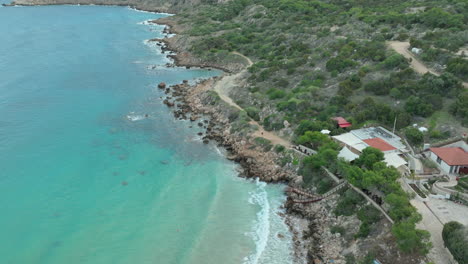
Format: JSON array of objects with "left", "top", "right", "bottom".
[
  {"left": 387, "top": 41, "right": 468, "bottom": 88},
  {"left": 212, "top": 52, "right": 291, "bottom": 147}
]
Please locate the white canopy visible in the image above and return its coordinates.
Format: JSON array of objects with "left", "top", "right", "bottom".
[
  {"left": 384, "top": 152, "right": 407, "bottom": 168},
  {"left": 333, "top": 132, "right": 369, "bottom": 152},
  {"left": 338, "top": 147, "right": 360, "bottom": 162}
]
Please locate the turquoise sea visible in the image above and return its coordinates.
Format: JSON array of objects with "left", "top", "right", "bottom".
[{"left": 0, "top": 3, "right": 293, "bottom": 264}]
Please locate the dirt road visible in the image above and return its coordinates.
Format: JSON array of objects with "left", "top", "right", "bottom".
[
  {"left": 387, "top": 41, "right": 468, "bottom": 88},
  {"left": 387, "top": 41, "right": 439, "bottom": 75},
  {"left": 212, "top": 52, "right": 291, "bottom": 147}
]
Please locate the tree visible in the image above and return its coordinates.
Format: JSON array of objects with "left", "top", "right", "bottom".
[
  {"left": 297, "top": 131, "right": 331, "bottom": 149},
  {"left": 355, "top": 147, "right": 384, "bottom": 169},
  {"left": 385, "top": 193, "right": 417, "bottom": 221},
  {"left": 446, "top": 57, "right": 468, "bottom": 81},
  {"left": 442, "top": 221, "right": 468, "bottom": 263},
  {"left": 392, "top": 220, "right": 431, "bottom": 254},
  {"left": 295, "top": 120, "right": 333, "bottom": 136},
  {"left": 450, "top": 92, "right": 468, "bottom": 126},
  {"left": 404, "top": 96, "right": 434, "bottom": 117},
  {"left": 405, "top": 127, "right": 424, "bottom": 146}
]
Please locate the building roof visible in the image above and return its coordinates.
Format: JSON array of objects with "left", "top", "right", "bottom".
[
  {"left": 351, "top": 126, "right": 407, "bottom": 152},
  {"left": 363, "top": 138, "right": 397, "bottom": 152},
  {"left": 430, "top": 147, "right": 468, "bottom": 166},
  {"left": 332, "top": 117, "right": 352, "bottom": 128},
  {"left": 333, "top": 132, "right": 369, "bottom": 152},
  {"left": 384, "top": 152, "right": 407, "bottom": 168},
  {"left": 338, "top": 146, "right": 360, "bottom": 162}
]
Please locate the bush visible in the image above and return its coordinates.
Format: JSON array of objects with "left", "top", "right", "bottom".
[
  {"left": 267, "top": 88, "right": 287, "bottom": 100},
  {"left": 405, "top": 127, "right": 424, "bottom": 146},
  {"left": 326, "top": 57, "right": 358, "bottom": 72},
  {"left": 335, "top": 189, "right": 364, "bottom": 216},
  {"left": 379, "top": 54, "right": 408, "bottom": 69},
  {"left": 450, "top": 92, "right": 468, "bottom": 126},
  {"left": 245, "top": 106, "right": 260, "bottom": 121},
  {"left": 405, "top": 96, "right": 434, "bottom": 117},
  {"left": 274, "top": 144, "right": 285, "bottom": 153},
  {"left": 446, "top": 57, "right": 468, "bottom": 81},
  {"left": 317, "top": 177, "right": 334, "bottom": 194},
  {"left": 442, "top": 221, "right": 468, "bottom": 263}
]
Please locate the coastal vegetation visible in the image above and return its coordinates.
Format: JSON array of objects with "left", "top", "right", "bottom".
[
  {"left": 177, "top": 0, "right": 467, "bottom": 135},
  {"left": 161, "top": 2, "right": 466, "bottom": 257}
]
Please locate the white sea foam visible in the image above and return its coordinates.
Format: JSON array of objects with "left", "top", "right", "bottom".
[
  {"left": 245, "top": 178, "right": 270, "bottom": 264},
  {"left": 126, "top": 114, "right": 145, "bottom": 121},
  {"left": 137, "top": 19, "right": 163, "bottom": 26}
]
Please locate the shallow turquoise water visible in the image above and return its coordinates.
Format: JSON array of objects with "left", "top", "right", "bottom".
[{"left": 0, "top": 4, "right": 293, "bottom": 264}]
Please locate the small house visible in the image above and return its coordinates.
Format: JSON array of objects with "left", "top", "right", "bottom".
[{"left": 429, "top": 147, "right": 468, "bottom": 175}]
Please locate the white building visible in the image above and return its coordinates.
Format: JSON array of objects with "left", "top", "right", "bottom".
[
  {"left": 333, "top": 128, "right": 408, "bottom": 172},
  {"left": 429, "top": 147, "right": 468, "bottom": 175}
]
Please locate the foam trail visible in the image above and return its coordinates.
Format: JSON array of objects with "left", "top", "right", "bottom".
[
  {"left": 245, "top": 178, "right": 270, "bottom": 264},
  {"left": 126, "top": 113, "right": 145, "bottom": 121},
  {"left": 137, "top": 19, "right": 155, "bottom": 25}
]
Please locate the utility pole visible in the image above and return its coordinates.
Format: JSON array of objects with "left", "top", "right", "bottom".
[{"left": 392, "top": 115, "right": 397, "bottom": 134}]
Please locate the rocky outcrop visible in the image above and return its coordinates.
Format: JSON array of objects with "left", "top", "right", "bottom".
[{"left": 161, "top": 80, "right": 293, "bottom": 183}]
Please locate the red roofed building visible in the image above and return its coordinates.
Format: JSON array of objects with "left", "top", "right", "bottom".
[
  {"left": 363, "top": 138, "right": 397, "bottom": 152},
  {"left": 332, "top": 117, "right": 352, "bottom": 128},
  {"left": 429, "top": 147, "right": 468, "bottom": 175}
]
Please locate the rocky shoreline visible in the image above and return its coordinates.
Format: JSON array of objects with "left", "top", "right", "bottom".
[
  {"left": 148, "top": 17, "right": 412, "bottom": 264},
  {"left": 2, "top": 2, "right": 348, "bottom": 262},
  {"left": 156, "top": 77, "right": 349, "bottom": 263}
]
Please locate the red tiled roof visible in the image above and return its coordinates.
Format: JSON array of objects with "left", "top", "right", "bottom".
[
  {"left": 430, "top": 147, "right": 468, "bottom": 166},
  {"left": 332, "top": 117, "right": 352, "bottom": 128},
  {"left": 363, "top": 138, "right": 397, "bottom": 152}
]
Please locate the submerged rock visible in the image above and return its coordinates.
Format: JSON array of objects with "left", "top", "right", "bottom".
[{"left": 158, "top": 82, "right": 166, "bottom": 89}]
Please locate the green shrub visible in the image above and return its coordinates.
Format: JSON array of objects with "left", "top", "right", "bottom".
[
  {"left": 267, "top": 88, "right": 287, "bottom": 100},
  {"left": 245, "top": 106, "right": 260, "bottom": 121},
  {"left": 274, "top": 144, "right": 285, "bottom": 153},
  {"left": 442, "top": 221, "right": 468, "bottom": 263},
  {"left": 379, "top": 54, "right": 408, "bottom": 69},
  {"left": 405, "top": 127, "right": 424, "bottom": 146},
  {"left": 254, "top": 137, "right": 273, "bottom": 151},
  {"left": 335, "top": 189, "right": 364, "bottom": 216},
  {"left": 446, "top": 57, "right": 468, "bottom": 81}
]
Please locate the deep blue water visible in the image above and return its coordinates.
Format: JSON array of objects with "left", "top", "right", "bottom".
[{"left": 0, "top": 4, "right": 293, "bottom": 264}]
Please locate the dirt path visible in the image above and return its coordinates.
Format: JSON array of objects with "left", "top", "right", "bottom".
[
  {"left": 387, "top": 41, "right": 439, "bottom": 75},
  {"left": 231, "top": 51, "right": 253, "bottom": 66},
  {"left": 212, "top": 52, "right": 291, "bottom": 148},
  {"left": 387, "top": 41, "right": 468, "bottom": 88}
]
